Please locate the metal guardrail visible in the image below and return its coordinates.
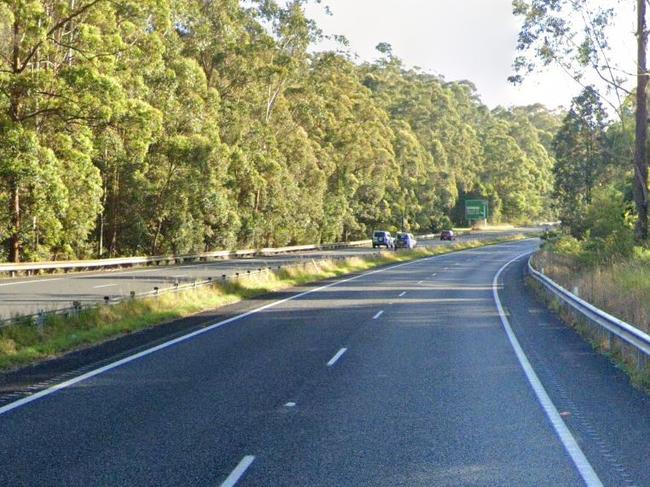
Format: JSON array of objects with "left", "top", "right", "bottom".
[
  {"left": 528, "top": 255, "right": 650, "bottom": 367},
  {"left": 0, "top": 239, "right": 375, "bottom": 277},
  {"left": 0, "top": 255, "right": 355, "bottom": 329},
  {"left": 0, "top": 233, "right": 443, "bottom": 277},
  {"left": 0, "top": 231, "right": 508, "bottom": 329}
]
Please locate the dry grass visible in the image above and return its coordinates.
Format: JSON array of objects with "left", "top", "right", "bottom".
[
  {"left": 471, "top": 223, "right": 516, "bottom": 231},
  {"left": 527, "top": 270, "right": 650, "bottom": 391},
  {"left": 0, "top": 235, "right": 525, "bottom": 370},
  {"left": 534, "top": 251, "right": 650, "bottom": 335}
]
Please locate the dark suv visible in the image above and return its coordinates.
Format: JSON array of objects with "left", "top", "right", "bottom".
[
  {"left": 440, "top": 230, "right": 455, "bottom": 241},
  {"left": 372, "top": 231, "right": 394, "bottom": 249}
]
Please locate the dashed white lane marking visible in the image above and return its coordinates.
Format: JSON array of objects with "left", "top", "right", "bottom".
[
  {"left": 284, "top": 402, "right": 296, "bottom": 407},
  {"left": 0, "top": 239, "right": 536, "bottom": 418},
  {"left": 398, "top": 291, "right": 406, "bottom": 297},
  {"left": 327, "top": 348, "right": 348, "bottom": 367},
  {"left": 0, "top": 278, "right": 65, "bottom": 287},
  {"left": 493, "top": 252, "right": 603, "bottom": 487},
  {"left": 93, "top": 283, "right": 118, "bottom": 289},
  {"left": 431, "top": 273, "right": 437, "bottom": 277},
  {"left": 372, "top": 310, "right": 384, "bottom": 320},
  {"left": 417, "top": 280, "right": 423, "bottom": 284},
  {"left": 220, "top": 455, "right": 255, "bottom": 487},
  {"left": 172, "top": 274, "right": 187, "bottom": 278}
]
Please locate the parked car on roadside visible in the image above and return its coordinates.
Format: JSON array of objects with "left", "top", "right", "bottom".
[
  {"left": 395, "top": 232, "right": 417, "bottom": 249},
  {"left": 372, "top": 230, "right": 394, "bottom": 249},
  {"left": 440, "top": 229, "right": 455, "bottom": 241}
]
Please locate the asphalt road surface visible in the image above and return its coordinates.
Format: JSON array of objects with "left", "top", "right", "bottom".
[
  {"left": 0, "top": 238, "right": 648, "bottom": 486},
  {"left": 0, "top": 228, "right": 533, "bottom": 320}
]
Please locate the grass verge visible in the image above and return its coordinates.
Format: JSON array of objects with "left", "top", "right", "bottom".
[
  {"left": 0, "top": 235, "right": 525, "bottom": 371},
  {"left": 529, "top": 255, "right": 650, "bottom": 392},
  {"left": 532, "top": 250, "right": 650, "bottom": 335}
]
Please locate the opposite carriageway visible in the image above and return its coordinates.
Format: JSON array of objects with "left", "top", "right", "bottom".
[{"left": 0, "top": 228, "right": 534, "bottom": 320}]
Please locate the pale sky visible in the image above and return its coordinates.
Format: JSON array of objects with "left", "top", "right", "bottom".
[{"left": 304, "top": 0, "right": 637, "bottom": 111}]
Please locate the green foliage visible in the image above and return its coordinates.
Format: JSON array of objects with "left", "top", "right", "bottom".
[
  {"left": 544, "top": 235, "right": 585, "bottom": 259},
  {"left": 0, "top": 1, "right": 559, "bottom": 261},
  {"left": 546, "top": 187, "right": 635, "bottom": 266},
  {"left": 552, "top": 86, "right": 609, "bottom": 238}
]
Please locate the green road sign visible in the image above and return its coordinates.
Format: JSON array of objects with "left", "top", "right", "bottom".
[{"left": 465, "top": 199, "right": 488, "bottom": 221}]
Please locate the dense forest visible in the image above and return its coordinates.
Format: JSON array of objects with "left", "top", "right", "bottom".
[
  {"left": 511, "top": 0, "right": 650, "bottom": 259},
  {"left": 0, "top": 0, "right": 561, "bottom": 262}
]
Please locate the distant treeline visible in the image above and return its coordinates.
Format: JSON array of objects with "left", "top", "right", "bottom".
[{"left": 0, "top": 1, "right": 560, "bottom": 262}]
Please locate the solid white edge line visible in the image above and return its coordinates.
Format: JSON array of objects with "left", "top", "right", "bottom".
[
  {"left": 493, "top": 251, "right": 603, "bottom": 487},
  {"left": 220, "top": 455, "right": 255, "bottom": 487},
  {"left": 372, "top": 310, "right": 384, "bottom": 320},
  {"left": 326, "top": 347, "right": 348, "bottom": 367},
  {"left": 0, "top": 277, "right": 65, "bottom": 287},
  {"left": 0, "top": 239, "right": 533, "bottom": 417}
]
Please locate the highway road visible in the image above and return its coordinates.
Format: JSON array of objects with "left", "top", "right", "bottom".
[
  {"left": 0, "top": 228, "right": 532, "bottom": 320},
  {"left": 0, "top": 238, "right": 647, "bottom": 486}
]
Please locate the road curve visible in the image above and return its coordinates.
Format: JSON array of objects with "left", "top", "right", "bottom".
[
  {"left": 0, "top": 229, "right": 530, "bottom": 320},
  {"left": 0, "top": 238, "right": 645, "bottom": 486}
]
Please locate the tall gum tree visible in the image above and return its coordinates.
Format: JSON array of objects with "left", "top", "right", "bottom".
[
  {"left": 511, "top": 0, "right": 648, "bottom": 240},
  {"left": 0, "top": 0, "right": 164, "bottom": 261}
]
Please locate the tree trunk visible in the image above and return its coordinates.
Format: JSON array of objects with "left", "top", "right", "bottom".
[
  {"left": 109, "top": 168, "right": 119, "bottom": 257},
  {"left": 634, "top": 0, "right": 649, "bottom": 241},
  {"left": 8, "top": 181, "right": 20, "bottom": 263},
  {"left": 151, "top": 219, "right": 162, "bottom": 256}
]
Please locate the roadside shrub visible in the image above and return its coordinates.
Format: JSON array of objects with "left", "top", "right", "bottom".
[
  {"left": 544, "top": 235, "right": 584, "bottom": 257},
  {"left": 632, "top": 246, "right": 650, "bottom": 266},
  {"left": 580, "top": 187, "right": 635, "bottom": 263},
  {"left": 541, "top": 229, "right": 559, "bottom": 240},
  {"left": 429, "top": 215, "right": 452, "bottom": 232}
]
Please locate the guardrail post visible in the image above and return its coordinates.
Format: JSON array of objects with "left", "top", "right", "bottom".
[
  {"left": 130, "top": 291, "right": 136, "bottom": 299},
  {"left": 103, "top": 296, "right": 110, "bottom": 304},
  {"left": 606, "top": 329, "right": 613, "bottom": 352},
  {"left": 637, "top": 349, "right": 647, "bottom": 371},
  {"left": 153, "top": 286, "right": 159, "bottom": 295},
  {"left": 36, "top": 310, "right": 45, "bottom": 332}
]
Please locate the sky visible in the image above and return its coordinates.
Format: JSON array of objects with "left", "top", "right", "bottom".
[{"left": 303, "top": 0, "right": 637, "bottom": 111}]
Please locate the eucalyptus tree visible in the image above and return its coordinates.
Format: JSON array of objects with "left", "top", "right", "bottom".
[
  {"left": 0, "top": 0, "right": 169, "bottom": 261},
  {"left": 552, "top": 86, "right": 609, "bottom": 236},
  {"left": 511, "top": 0, "right": 648, "bottom": 240}
]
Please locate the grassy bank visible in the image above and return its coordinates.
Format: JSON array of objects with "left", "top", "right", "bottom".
[
  {"left": 533, "top": 248, "right": 650, "bottom": 336},
  {"left": 0, "top": 236, "right": 524, "bottom": 371},
  {"left": 533, "top": 239, "right": 650, "bottom": 391},
  {"left": 526, "top": 270, "right": 650, "bottom": 391}
]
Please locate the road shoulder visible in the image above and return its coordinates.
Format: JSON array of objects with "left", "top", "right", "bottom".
[{"left": 501, "top": 257, "right": 650, "bottom": 487}]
